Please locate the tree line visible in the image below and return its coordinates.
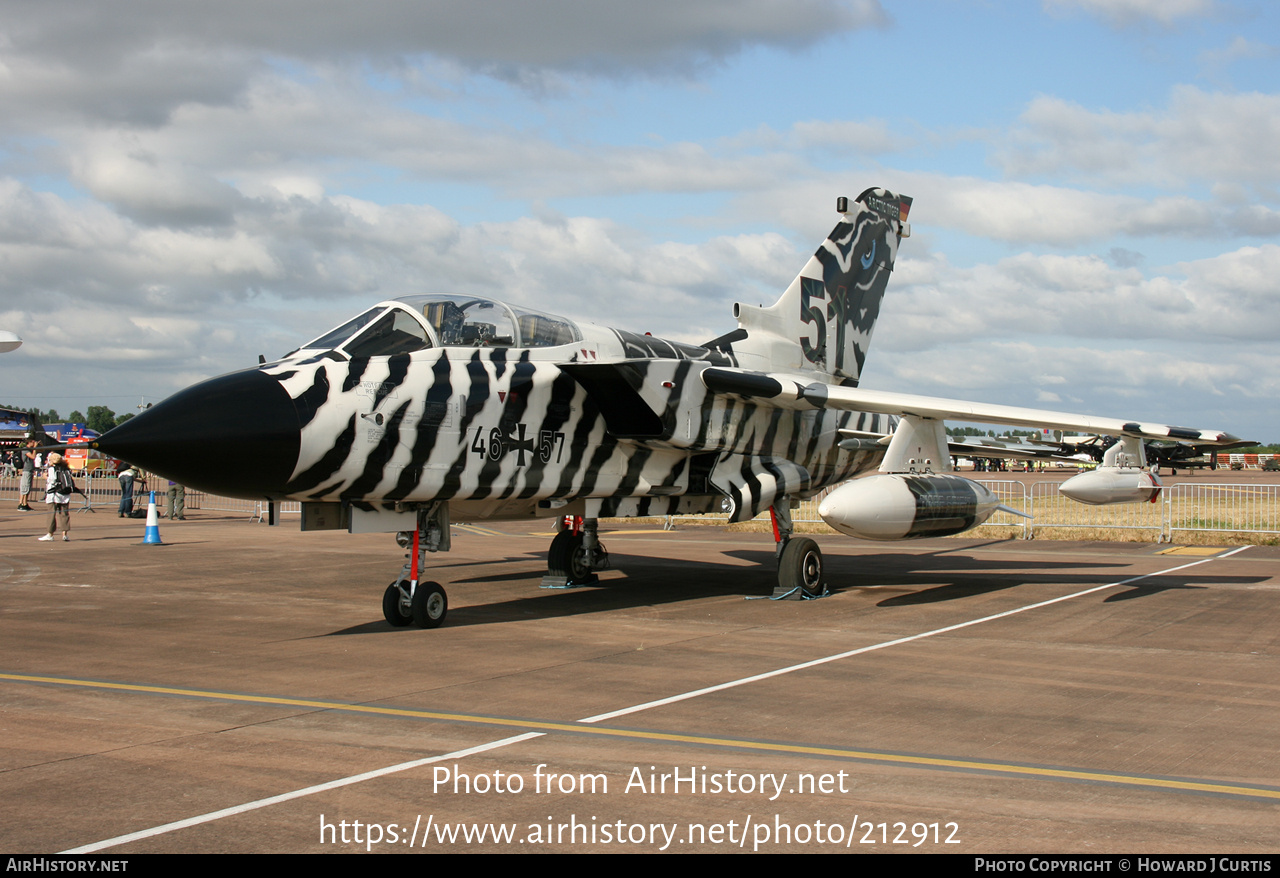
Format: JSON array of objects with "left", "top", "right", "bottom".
[{"left": 2, "top": 404, "right": 135, "bottom": 434}]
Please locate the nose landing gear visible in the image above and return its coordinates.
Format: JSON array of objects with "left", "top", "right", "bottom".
[{"left": 381, "top": 503, "right": 450, "bottom": 629}]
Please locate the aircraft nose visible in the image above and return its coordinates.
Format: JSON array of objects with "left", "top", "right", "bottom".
[{"left": 95, "top": 368, "right": 300, "bottom": 499}]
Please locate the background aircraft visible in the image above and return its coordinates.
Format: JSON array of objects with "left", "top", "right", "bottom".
[
  {"left": 89, "top": 189, "right": 1240, "bottom": 628},
  {"left": 1030, "top": 434, "right": 1256, "bottom": 474},
  {"left": 942, "top": 433, "right": 1256, "bottom": 472}
]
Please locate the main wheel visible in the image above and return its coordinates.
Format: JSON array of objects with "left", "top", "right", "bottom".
[
  {"left": 383, "top": 582, "right": 413, "bottom": 627},
  {"left": 547, "top": 531, "right": 593, "bottom": 582},
  {"left": 778, "top": 537, "right": 824, "bottom": 597},
  {"left": 411, "top": 581, "right": 448, "bottom": 629}
]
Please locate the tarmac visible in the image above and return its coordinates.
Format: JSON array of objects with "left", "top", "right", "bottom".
[{"left": 2, "top": 494, "right": 1278, "bottom": 853}]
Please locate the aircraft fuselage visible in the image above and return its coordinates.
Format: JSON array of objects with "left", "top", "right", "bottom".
[
  {"left": 98, "top": 298, "right": 892, "bottom": 523},
  {"left": 260, "top": 334, "right": 887, "bottom": 520}
]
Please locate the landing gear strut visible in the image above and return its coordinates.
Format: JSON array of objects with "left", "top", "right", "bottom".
[
  {"left": 382, "top": 503, "right": 450, "bottom": 629},
  {"left": 542, "top": 515, "right": 609, "bottom": 588},
  {"left": 770, "top": 500, "right": 825, "bottom": 599}
]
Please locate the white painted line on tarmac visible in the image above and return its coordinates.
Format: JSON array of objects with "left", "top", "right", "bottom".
[
  {"left": 582, "top": 545, "right": 1251, "bottom": 723},
  {"left": 63, "top": 545, "right": 1249, "bottom": 852},
  {"left": 63, "top": 733, "right": 544, "bottom": 854}
]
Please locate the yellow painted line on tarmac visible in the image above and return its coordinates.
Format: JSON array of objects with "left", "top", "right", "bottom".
[
  {"left": 5, "top": 671, "right": 1279, "bottom": 803},
  {"left": 451, "top": 524, "right": 504, "bottom": 536},
  {"left": 596, "top": 529, "right": 673, "bottom": 535},
  {"left": 530, "top": 529, "right": 673, "bottom": 537},
  {"left": 1157, "top": 546, "right": 1231, "bottom": 556}
]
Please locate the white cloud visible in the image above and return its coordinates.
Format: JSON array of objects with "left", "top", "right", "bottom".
[
  {"left": 1044, "top": 0, "right": 1215, "bottom": 27},
  {"left": 0, "top": 177, "right": 794, "bottom": 349},
  {"left": 1000, "top": 87, "right": 1280, "bottom": 190},
  {"left": 870, "top": 337, "right": 1273, "bottom": 439},
  {"left": 790, "top": 119, "right": 905, "bottom": 155},
  {"left": 70, "top": 139, "right": 245, "bottom": 227},
  {"left": 1198, "top": 34, "right": 1279, "bottom": 73},
  {"left": 880, "top": 244, "right": 1280, "bottom": 354},
  {"left": 28, "top": 66, "right": 808, "bottom": 215},
  {"left": 895, "top": 174, "right": 1219, "bottom": 246},
  {"left": 2, "top": 1, "right": 888, "bottom": 106}
]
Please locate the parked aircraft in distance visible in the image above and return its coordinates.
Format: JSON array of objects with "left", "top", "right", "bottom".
[
  {"left": 1030, "top": 434, "right": 1255, "bottom": 474},
  {"left": 90, "top": 189, "right": 1241, "bottom": 628}
]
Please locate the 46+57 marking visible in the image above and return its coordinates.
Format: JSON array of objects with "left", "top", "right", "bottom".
[{"left": 471, "top": 424, "right": 565, "bottom": 467}]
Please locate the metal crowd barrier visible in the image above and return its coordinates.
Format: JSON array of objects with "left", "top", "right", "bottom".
[
  {"left": 971, "top": 480, "right": 1032, "bottom": 539},
  {"left": 1022, "top": 480, "right": 1164, "bottom": 538},
  {"left": 1165, "top": 483, "right": 1280, "bottom": 540},
  {"left": 667, "top": 478, "right": 1280, "bottom": 543},
  {"left": 0, "top": 471, "right": 301, "bottom": 519}
]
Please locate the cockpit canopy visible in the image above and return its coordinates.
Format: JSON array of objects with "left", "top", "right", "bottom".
[{"left": 294, "top": 294, "right": 582, "bottom": 359}]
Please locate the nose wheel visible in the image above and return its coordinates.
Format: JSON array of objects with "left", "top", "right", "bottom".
[
  {"left": 383, "top": 582, "right": 413, "bottom": 627},
  {"left": 411, "top": 581, "right": 448, "bottom": 628},
  {"left": 381, "top": 505, "right": 451, "bottom": 629},
  {"left": 383, "top": 580, "right": 448, "bottom": 629}
]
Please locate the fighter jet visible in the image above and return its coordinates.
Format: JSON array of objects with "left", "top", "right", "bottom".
[{"left": 90, "top": 188, "right": 1241, "bottom": 628}]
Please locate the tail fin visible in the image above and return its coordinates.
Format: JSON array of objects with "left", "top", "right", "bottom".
[{"left": 729, "top": 188, "right": 911, "bottom": 383}]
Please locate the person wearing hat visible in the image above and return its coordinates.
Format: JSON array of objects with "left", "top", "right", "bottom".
[
  {"left": 39, "top": 452, "right": 76, "bottom": 542},
  {"left": 117, "top": 463, "right": 139, "bottom": 518},
  {"left": 17, "top": 438, "right": 37, "bottom": 511}
]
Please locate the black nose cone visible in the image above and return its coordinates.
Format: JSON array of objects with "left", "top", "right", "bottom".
[{"left": 96, "top": 368, "right": 300, "bottom": 499}]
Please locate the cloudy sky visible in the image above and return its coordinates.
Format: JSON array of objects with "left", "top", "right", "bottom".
[{"left": 1, "top": 0, "right": 1276, "bottom": 441}]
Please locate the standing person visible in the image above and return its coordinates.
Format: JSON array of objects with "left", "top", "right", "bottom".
[
  {"left": 117, "top": 464, "right": 137, "bottom": 518},
  {"left": 17, "top": 438, "right": 37, "bottom": 511},
  {"left": 167, "top": 480, "right": 185, "bottom": 520},
  {"left": 39, "top": 452, "right": 75, "bottom": 542}
]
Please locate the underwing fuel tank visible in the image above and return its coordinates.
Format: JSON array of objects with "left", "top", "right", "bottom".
[
  {"left": 1059, "top": 468, "right": 1162, "bottom": 506},
  {"left": 818, "top": 473, "right": 1003, "bottom": 540}
]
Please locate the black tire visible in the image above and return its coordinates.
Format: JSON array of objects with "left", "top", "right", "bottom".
[
  {"left": 383, "top": 583, "right": 413, "bottom": 627},
  {"left": 547, "top": 531, "right": 592, "bottom": 581},
  {"left": 411, "top": 581, "right": 448, "bottom": 629},
  {"left": 778, "top": 537, "right": 824, "bottom": 596}
]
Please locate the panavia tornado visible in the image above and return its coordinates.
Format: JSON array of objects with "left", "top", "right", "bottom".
[{"left": 91, "top": 189, "right": 1241, "bottom": 629}]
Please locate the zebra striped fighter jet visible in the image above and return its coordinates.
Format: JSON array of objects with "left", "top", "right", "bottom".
[{"left": 93, "top": 189, "right": 1241, "bottom": 629}]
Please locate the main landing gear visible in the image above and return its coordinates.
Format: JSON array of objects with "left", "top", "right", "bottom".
[
  {"left": 541, "top": 515, "right": 609, "bottom": 589},
  {"left": 382, "top": 503, "right": 450, "bottom": 629},
  {"left": 770, "top": 502, "right": 826, "bottom": 600},
  {"left": 379, "top": 499, "right": 823, "bottom": 626}
]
